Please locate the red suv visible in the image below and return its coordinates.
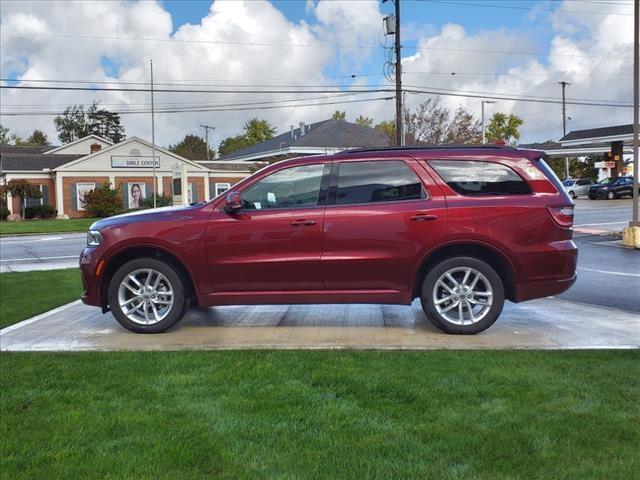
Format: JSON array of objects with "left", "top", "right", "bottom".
[{"left": 80, "top": 146, "right": 577, "bottom": 334}]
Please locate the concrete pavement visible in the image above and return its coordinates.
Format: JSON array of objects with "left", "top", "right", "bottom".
[{"left": 1, "top": 297, "right": 638, "bottom": 352}]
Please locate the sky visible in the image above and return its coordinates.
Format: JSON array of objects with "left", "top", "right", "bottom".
[{"left": 0, "top": 0, "right": 636, "bottom": 148}]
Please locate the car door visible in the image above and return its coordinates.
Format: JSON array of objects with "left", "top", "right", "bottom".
[
  {"left": 206, "top": 162, "right": 329, "bottom": 292},
  {"left": 576, "top": 179, "right": 591, "bottom": 196},
  {"left": 321, "top": 158, "right": 447, "bottom": 294}
]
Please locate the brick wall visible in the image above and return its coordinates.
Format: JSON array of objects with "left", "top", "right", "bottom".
[
  {"left": 187, "top": 177, "right": 205, "bottom": 202},
  {"left": 62, "top": 177, "right": 109, "bottom": 218},
  {"left": 9, "top": 178, "right": 55, "bottom": 214}
]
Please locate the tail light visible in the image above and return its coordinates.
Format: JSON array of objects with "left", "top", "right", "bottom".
[{"left": 547, "top": 205, "right": 574, "bottom": 228}]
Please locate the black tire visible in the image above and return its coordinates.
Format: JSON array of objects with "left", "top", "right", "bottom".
[
  {"left": 420, "top": 256, "right": 505, "bottom": 334},
  {"left": 569, "top": 191, "right": 576, "bottom": 199},
  {"left": 607, "top": 191, "right": 616, "bottom": 200},
  {"left": 108, "top": 257, "right": 189, "bottom": 333}
]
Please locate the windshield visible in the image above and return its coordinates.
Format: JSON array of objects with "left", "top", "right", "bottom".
[
  {"left": 598, "top": 178, "right": 613, "bottom": 185},
  {"left": 562, "top": 180, "right": 575, "bottom": 187}
]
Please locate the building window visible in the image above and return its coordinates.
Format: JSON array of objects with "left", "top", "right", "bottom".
[
  {"left": 26, "top": 185, "right": 44, "bottom": 207},
  {"left": 215, "top": 182, "right": 231, "bottom": 197},
  {"left": 76, "top": 182, "right": 95, "bottom": 211}
]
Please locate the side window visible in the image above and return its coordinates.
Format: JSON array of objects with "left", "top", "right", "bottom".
[
  {"left": 429, "top": 160, "right": 531, "bottom": 196},
  {"left": 335, "top": 160, "right": 425, "bottom": 205},
  {"left": 577, "top": 180, "right": 591, "bottom": 186},
  {"left": 242, "top": 164, "right": 325, "bottom": 210}
]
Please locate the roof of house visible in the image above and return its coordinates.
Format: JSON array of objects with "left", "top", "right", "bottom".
[
  {"left": 217, "top": 119, "right": 390, "bottom": 161},
  {"left": 196, "top": 161, "right": 259, "bottom": 172},
  {"left": 0, "top": 145, "right": 57, "bottom": 155},
  {"left": 0, "top": 151, "right": 85, "bottom": 171},
  {"left": 559, "top": 124, "right": 633, "bottom": 142}
]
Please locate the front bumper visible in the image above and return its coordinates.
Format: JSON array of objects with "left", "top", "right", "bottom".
[{"left": 79, "top": 247, "right": 102, "bottom": 307}]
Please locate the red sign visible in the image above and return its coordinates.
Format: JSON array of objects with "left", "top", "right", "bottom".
[{"left": 604, "top": 162, "right": 616, "bottom": 168}]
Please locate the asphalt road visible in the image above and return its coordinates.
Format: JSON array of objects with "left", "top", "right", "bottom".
[
  {"left": 0, "top": 233, "right": 85, "bottom": 272},
  {"left": 573, "top": 198, "right": 633, "bottom": 232},
  {"left": 1, "top": 199, "right": 638, "bottom": 312}
]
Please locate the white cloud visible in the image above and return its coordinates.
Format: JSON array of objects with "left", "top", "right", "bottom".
[{"left": 0, "top": 0, "right": 635, "bottom": 146}]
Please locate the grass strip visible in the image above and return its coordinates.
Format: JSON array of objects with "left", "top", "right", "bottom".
[{"left": 0, "top": 218, "right": 97, "bottom": 236}]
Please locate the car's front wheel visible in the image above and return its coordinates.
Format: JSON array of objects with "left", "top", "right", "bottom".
[
  {"left": 108, "top": 258, "right": 189, "bottom": 333},
  {"left": 569, "top": 190, "right": 576, "bottom": 199},
  {"left": 420, "top": 257, "right": 505, "bottom": 334}
]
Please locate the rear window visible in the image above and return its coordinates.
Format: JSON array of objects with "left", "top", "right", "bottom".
[{"left": 429, "top": 160, "right": 531, "bottom": 196}]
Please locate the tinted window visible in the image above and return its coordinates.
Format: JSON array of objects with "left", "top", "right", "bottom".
[
  {"left": 577, "top": 179, "right": 592, "bottom": 186},
  {"left": 242, "top": 164, "right": 325, "bottom": 210},
  {"left": 429, "top": 160, "right": 531, "bottom": 196},
  {"left": 335, "top": 160, "right": 425, "bottom": 205}
]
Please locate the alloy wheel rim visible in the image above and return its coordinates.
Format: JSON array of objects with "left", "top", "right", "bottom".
[
  {"left": 117, "top": 268, "right": 174, "bottom": 325},
  {"left": 432, "top": 267, "right": 493, "bottom": 326}
]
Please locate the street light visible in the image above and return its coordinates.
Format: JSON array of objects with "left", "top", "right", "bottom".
[{"left": 481, "top": 100, "right": 496, "bottom": 144}]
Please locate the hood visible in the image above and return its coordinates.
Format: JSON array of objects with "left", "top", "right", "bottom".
[{"left": 89, "top": 203, "right": 205, "bottom": 230}]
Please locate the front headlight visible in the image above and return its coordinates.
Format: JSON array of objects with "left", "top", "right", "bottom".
[{"left": 87, "top": 230, "right": 103, "bottom": 247}]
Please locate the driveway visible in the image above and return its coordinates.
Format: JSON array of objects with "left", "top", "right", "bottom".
[{"left": 1, "top": 298, "right": 638, "bottom": 351}]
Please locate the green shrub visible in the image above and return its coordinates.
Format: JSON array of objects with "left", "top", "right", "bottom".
[
  {"left": 82, "top": 182, "right": 123, "bottom": 218},
  {"left": 25, "top": 204, "right": 56, "bottom": 219},
  {"left": 0, "top": 204, "right": 9, "bottom": 220},
  {"left": 139, "top": 194, "right": 173, "bottom": 209}
]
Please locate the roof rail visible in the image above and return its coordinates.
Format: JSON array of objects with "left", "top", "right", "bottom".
[{"left": 346, "top": 145, "right": 519, "bottom": 154}]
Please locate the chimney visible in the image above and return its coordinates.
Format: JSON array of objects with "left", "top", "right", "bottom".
[
  {"left": 290, "top": 125, "right": 295, "bottom": 138},
  {"left": 90, "top": 143, "right": 101, "bottom": 153},
  {"left": 299, "top": 121, "right": 305, "bottom": 136}
]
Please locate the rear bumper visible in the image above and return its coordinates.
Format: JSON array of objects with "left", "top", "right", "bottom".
[
  {"left": 512, "top": 239, "right": 578, "bottom": 302},
  {"left": 513, "top": 273, "right": 577, "bottom": 302}
]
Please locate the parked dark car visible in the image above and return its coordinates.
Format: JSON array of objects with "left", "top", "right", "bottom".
[
  {"left": 80, "top": 146, "right": 577, "bottom": 335},
  {"left": 588, "top": 176, "right": 638, "bottom": 200}
]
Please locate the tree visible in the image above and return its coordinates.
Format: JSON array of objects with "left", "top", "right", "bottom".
[
  {"left": 54, "top": 102, "right": 126, "bottom": 144},
  {"left": 7, "top": 180, "right": 42, "bottom": 219},
  {"left": 218, "top": 135, "right": 250, "bottom": 156},
  {"left": 82, "top": 182, "right": 123, "bottom": 217},
  {"left": 243, "top": 118, "right": 276, "bottom": 144},
  {"left": 485, "top": 112, "right": 524, "bottom": 145},
  {"left": 218, "top": 118, "right": 276, "bottom": 156},
  {"left": 445, "top": 107, "right": 481, "bottom": 144},
  {"left": 26, "top": 130, "right": 50, "bottom": 146},
  {"left": 54, "top": 105, "right": 89, "bottom": 143},
  {"left": 169, "top": 134, "right": 215, "bottom": 160},
  {"left": 86, "top": 102, "right": 125, "bottom": 143},
  {"left": 0, "top": 124, "right": 10, "bottom": 144},
  {"left": 374, "top": 120, "right": 396, "bottom": 145},
  {"left": 355, "top": 115, "right": 374, "bottom": 128},
  {"left": 332, "top": 110, "right": 346, "bottom": 120}
]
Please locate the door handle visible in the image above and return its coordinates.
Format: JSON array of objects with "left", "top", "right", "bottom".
[
  {"left": 291, "top": 219, "right": 317, "bottom": 226},
  {"left": 410, "top": 213, "right": 438, "bottom": 222}
]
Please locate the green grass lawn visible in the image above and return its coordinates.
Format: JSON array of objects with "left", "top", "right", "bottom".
[
  {"left": 0, "top": 268, "right": 82, "bottom": 329},
  {"left": 1, "top": 350, "right": 638, "bottom": 479},
  {"left": 0, "top": 217, "right": 98, "bottom": 235}
]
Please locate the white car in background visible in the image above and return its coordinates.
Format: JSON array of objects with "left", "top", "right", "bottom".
[{"left": 562, "top": 178, "right": 595, "bottom": 199}]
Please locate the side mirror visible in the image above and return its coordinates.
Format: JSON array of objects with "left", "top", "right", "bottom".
[{"left": 224, "top": 191, "right": 243, "bottom": 213}]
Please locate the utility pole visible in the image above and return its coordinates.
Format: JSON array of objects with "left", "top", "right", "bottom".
[
  {"left": 559, "top": 81, "right": 570, "bottom": 180},
  {"left": 150, "top": 59, "right": 157, "bottom": 208},
  {"left": 481, "top": 100, "right": 496, "bottom": 144},
  {"left": 631, "top": 0, "right": 639, "bottom": 228},
  {"left": 394, "top": 0, "right": 402, "bottom": 146},
  {"left": 200, "top": 124, "right": 215, "bottom": 161}
]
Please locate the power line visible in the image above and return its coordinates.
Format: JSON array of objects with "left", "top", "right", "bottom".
[
  {"left": 426, "top": 0, "right": 633, "bottom": 16},
  {"left": 0, "top": 31, "right": 631, "bottom": 60},
  {"left": 0, "top": 95, "right": 395, "bottom": 116}
]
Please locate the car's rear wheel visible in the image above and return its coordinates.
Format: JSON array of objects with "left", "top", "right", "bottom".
[
  {"left": 108, "top": 258, "right": 188, "bottom": 333},
  {"left": 420, "top": 257, "right": 505, "bottom": 334},
  {"left": 607, "top": 191, "right": 616, "bottom": 200}
]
